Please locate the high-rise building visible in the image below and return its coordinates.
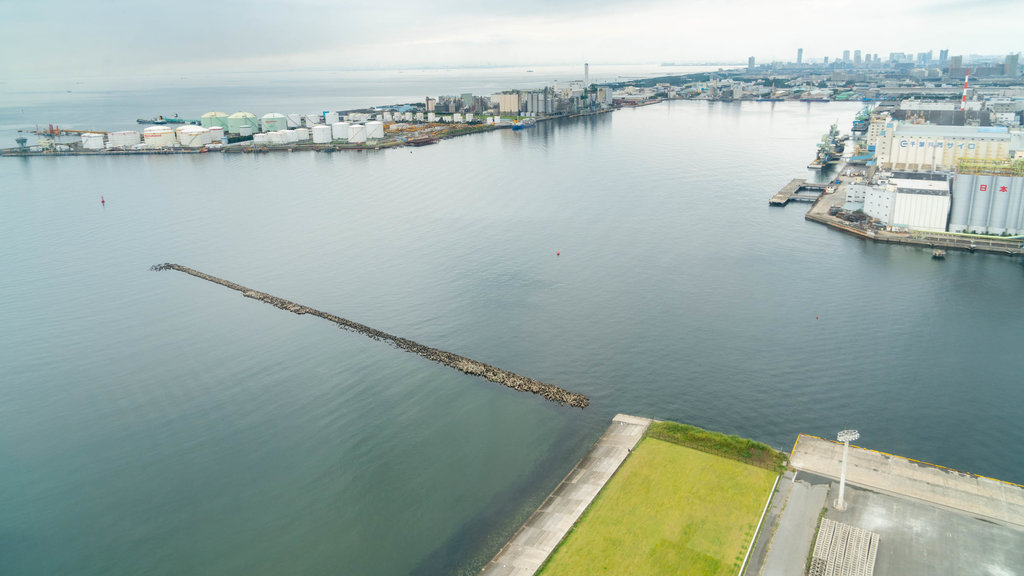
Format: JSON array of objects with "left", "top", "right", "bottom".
[
  {"left": 854, "top": 50, "right": 862, "bottom": 65},
  {"left": 939, "top": 49, "right": 949, "bottom": 64},
  {"left": 949, "top": 55, "right": 964, "bottom": 73},
  {"left": 584, "top": 63, "right": 590, "bottom": 87},
  {"left": 1005, "top": 54, "right": 1020, "bottom": 77},
  {"left": 747, "top": 56, "right": 755, "bottom": 72},
  {"left": 843, "top": 49, "right": 851, "bottom": 62},
  {"left": 823, "top": 56, "right": 830, "bottom": 65},
  {"left": 797, "top": 48, "right": 803, "bottom": 64}
]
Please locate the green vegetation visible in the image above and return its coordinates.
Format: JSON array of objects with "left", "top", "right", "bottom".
[
  {"left": 538, "top": 437, "right": 777, "bottom": 576},
  {"left": 646, "top": 421, "right": 788, "bottom": 473}
]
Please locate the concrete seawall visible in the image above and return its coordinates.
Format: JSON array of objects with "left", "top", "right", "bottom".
[{"left": 151, "top": 263, "right": 588, "bottom": 408}]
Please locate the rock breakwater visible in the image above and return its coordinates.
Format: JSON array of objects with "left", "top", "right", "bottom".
[{"left": 151, "top": 263, "right": 589, "bottom": 408}]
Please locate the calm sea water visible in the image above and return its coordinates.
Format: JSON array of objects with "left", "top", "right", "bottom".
[{"left": 2, "top": 68, "right": 1023, "bottom": 575}]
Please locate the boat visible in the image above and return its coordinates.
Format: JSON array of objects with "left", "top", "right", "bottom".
[
  {"left": 808, "top": 123, "right": 842, "bottom": 170},
  {"left": 851, "top": 106, "right": 872, "bottom": 132},
  {"left": 406, "top": 136, "right": 438, "bottom": 147},
  {"left": 136, "top": 115, "right": 198, "bottom": 125},
  {"left": 932, "top": 249, "right": 946, "bottom": 259},
  {"left": 511, "top": 118, "right": 537, "bottom": 130}
]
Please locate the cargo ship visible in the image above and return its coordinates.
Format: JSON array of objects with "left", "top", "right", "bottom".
[
  {"left": 808, "top": 123, "right": 842, "bottom": 170},
  {"left": 851, "top": 107, "right": 871, "bottom": 132},
  {"left": 511, "top": 118, "right": 536, "bottom": 130},
  {"left": 137, "top": 115, "right": 199, "bottom": 125}
]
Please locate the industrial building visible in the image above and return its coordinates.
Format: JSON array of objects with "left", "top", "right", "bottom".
[
  {"left": 949, "top": 160, "right": 1024, "bottom": 234},
  {"left": 863, "top": 177, "right": 951, "bottom": 232},
  {"left": 876, "top": 124, "right": 1011, "bottom": 171}
]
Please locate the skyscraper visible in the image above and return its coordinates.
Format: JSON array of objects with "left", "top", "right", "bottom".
[
  {"left": 584, "top": 63, "right": 589, "bottom": 87},
  {"left": 939, "top": 49, "right": 949, "bottom": 64},
  {"left": 1006, "top": 54, "right": 1020, "bottom": 78},
  {"left": 797, "top": 48, "right": 803, "bottom": 65},
  {"left": 748, "top": 56, "right": 755, "bottom": 72},
  {"left": 843, "top": 50, "right": 851, "bottom": 62},
  {"left": 854, "top": 50, "right": 862, "bottom": 65}
]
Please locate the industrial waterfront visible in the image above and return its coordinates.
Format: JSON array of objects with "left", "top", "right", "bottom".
[{"left": 3, "top": 73, "right": 1024, "bottom": 574}]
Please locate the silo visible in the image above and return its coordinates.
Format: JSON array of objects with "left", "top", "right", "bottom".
[
  {"left": 366, "top": 121, "right": 384, "bottom": 139},
  {"left": 261, "top": 113, "right": 288, "bottom": 133},
  {"left": 253, "top": 133, "right": 269, "bottom": 145},
  {"left": 305, "top": 113, "right": 322, "bottom": 126},
  {"left": 968, "top": 174, "right": 994, "bottom": 233},
  {"left": 1007, "top": 177, "right": 1024, "bottom": 235},
  {"left": 227, "top": 112, "right": 258, "bottom": 134},
  {"left": 201, "top": 111, "right": 230, "bottom": 129},
  {"left": 324, "top": 111, "right": 339, "bottom": 124},
  {"left": 312, "top": 125, "right": 333, "bottom": 144},
  {"left": 988, "top": 176, "right": 1013, "bottom": 234},
  {"left": 332, "top": 122, "right": 349, "bottom": 140},
  {"left": 294, "top": 127, "right": 310, "bottom": 141},
  {"left": 949, "top": 174, "right": 974, "bottom": 232},
  {"left": 178, "top": 126, "right": 209, "bottom": 148},
  {"left": 286, "top": 113, "right": 302, "bottom": 128},
  {"left": 143, "top": 126, "right": 176, "bottom": 147},
  {"left": 347, "top": 124, "right": 366, "bottom": 143},
  {"left": 81, "top": 133, "right": 105, "bottom": 150},
  {"left": 108, "top": 130, "right": 141, "bottom": 147}
]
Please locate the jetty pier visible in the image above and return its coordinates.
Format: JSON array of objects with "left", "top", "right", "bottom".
[{"left": 151, "top": 263, "right": 588, "bottom": 408}]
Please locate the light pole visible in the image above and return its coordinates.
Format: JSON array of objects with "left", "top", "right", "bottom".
[{"left": 834, "top": 429, "right": 859, "bottom": 511}]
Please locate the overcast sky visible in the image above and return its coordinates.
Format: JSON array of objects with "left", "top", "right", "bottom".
[{"left": 1, "top": 0, "right": 1021, "bottom": 80}]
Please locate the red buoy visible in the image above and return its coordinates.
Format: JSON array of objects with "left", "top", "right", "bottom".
[
  {"left": 556, "top": 251, "right": 560, "bottom": 256},
  {"left": 101, "top": 196, "right": 105, "bottom": 206}
]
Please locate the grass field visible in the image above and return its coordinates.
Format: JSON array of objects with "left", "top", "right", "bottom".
[{"left": 537, "top": 437, "right": 777, "bottom": 576}]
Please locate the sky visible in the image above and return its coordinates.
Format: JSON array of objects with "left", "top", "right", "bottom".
[{"left": 1, "top": 0, "right": 1021, "bottom": 81}]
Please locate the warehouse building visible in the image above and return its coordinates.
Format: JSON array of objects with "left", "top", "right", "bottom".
[{"left": 876, "top": 124, "right": 1011, "bottom": 171}]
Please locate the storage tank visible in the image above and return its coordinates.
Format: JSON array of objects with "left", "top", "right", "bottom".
[
  {"left": 1007, "top": 177, "right": 1024, "bottom": 235},
  {"left": 80, "top": 133, "right": 105, "bottom": 150},
  {"left": 252, "top": 133, "right": 269, "bottom": 145},
  {"left": 347, "top": 124, "right": 366, "bottom": 143},
  {"left": 143, "top": 126, "right": 176, "bottom": 147},
  {"left": 427, "top": 113, "right": 437, "bottom": 122},
  {"left": 366, "top": 121, "right": 384, "bottom": 139},
  {"left": 331, "top": 122, "right": 349, "bottom": 140},
  {"left": 286, "top": 113, "right": 301, "bottom": 128},
  {"left": 414, "top": 112, "right": 424, "bottom": 121},
  {"left": 312, "top": 125, "right": 333, "bottom": 144},
  {"left": 107, "top": 130, "right": 141, "bottom": 147},
  {"left": 294, "top": 127, "right": 310, "bottom": 141},
  {"left": 239, "top": 125, "right": 254, "bottom": 137},
  {"left": 269, "top": 131, "right": 288, "bottom": 145},
  {"left": 177, "top": 126, "right": 209, "bottom": 148},
  {"left": 207, "top": 126, "right": 224, "bottom": 143},
  {"left": 382, "top": 111, "right": 393, "bottom": 122},
  {"left": 261, "top": 113, "right": 288, "bottom": 133},
  {"left": 305, "top": 113, "right": 322, "bottom": 126},
  {"left": 284, "top": 129, "right": 299, "bottom": 143},
  {"left": 949, "top": 175, "right": 974, "bottom": 232},
  {"left": 324, "top": 111, "right": 339, "bottom": 124},
  {"left": 227, "top": 112, "right": 258, "bottom": 134},
  {"left": 466, "top": 113, "right": 474, "bottom": 122},
  {"left": 201, "top": 111, "right": 230, "bottom": 129},
  {"left": 988, "top": 176, "right": 1013, "bottom": 234},
  {"left": 967, "top": 174, "right": 994, "bottom": 233}
]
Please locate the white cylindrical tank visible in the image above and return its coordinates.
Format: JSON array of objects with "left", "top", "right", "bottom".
[
  {"left": 324, "top": 111, "right": 339, "bottom": 124},
  {"left": 269, "top": 131, "right": 288, "bottom": 145},
  {"left": 143, "top": 126, "right": 176, "bottom": 147},
  {"left": 332, "top": 122, "right": 350, "bottom": 140},
  {"left": 207, "top": 126, "right": 224, "bottom": 142},
  {"left": 383, "top": 111, "right": 393, "bottom": 122},
  {"left": 253, "top": 133, "right": 269, "bottom": 145},
  {"left": 286, "top": 113, "right": 301, "bottom": 128},
  {"left": 261, "top": 113, "right": 288, "bottom": 133},
  {"left": 427, "top": 113, "right": 437, "bottom": 122},
  {"left": 239, "top": 125, "right": 253, "bottom": 137},
  {"left": 347, "top": 124, "right": 366, "bottom": 143},
  {"left": 284, "top": 129, "right": 299, "bottom": 143},
  {"left": 365, "top": 121, "right": 384, "bottom": 139},
  {"left": 80, "top": 133, "right": 105, "bottom": 150},
  {"left": 312, "top": 124, "right": 333, "bottom": 144},
  {"left": 466, "top": 113, "right": 474, "bottom": 122},
  {"left": 405, "top": 111, "right": 414, "bottom": 121},
  {"left": 414, "top": 112, "right": 424, "bottom": 121},
  {"left": 107, "top": 130, "right": 141, "bottom": 147},
  {"left": 294, "top": 127, "right": 310, "bottom": 141},
  {"left": 305, "top": 113, "right": 322, "bottom": 126},
  {"left": 177, "top": 126, "right": 209, "bottom": 148}
]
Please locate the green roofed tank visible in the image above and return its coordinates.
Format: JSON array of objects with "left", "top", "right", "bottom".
[
  {"left": 201, "top": 111, "right": 230, "bottom": 130},
  {"left": 226, "top": 112, "right": 258, "bottom": 135}
]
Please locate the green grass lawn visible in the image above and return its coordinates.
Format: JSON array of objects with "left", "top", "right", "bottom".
[{"left": 537, "top": 437, "right": 777, "bottom": 576}]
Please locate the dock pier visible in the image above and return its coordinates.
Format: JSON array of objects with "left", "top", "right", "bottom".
[
  {"left": 151, "top": 263, "right": 589, "bottom": 408},
  {"left": 769, "top": 179, "right": 828, "bottom": 206}
]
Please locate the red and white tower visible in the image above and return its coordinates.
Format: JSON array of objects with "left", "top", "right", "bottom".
[{"left": 961, "top": 68, "right": 970, "bottom": 111}]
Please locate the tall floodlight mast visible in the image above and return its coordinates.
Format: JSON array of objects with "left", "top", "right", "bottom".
[{"left": 834, "top": 429, "right": 859, "bottom": 510}]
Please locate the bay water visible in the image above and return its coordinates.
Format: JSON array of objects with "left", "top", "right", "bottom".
[{"left": 2, "top": 68, "right": 1023, "bottom": 575}]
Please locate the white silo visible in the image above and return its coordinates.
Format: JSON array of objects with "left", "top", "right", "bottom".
[
  {"left": 312, "top": 124, "right": 333, "bottom": 143},
  {"left": 261, "top": 113, "right": 288, "bottom": 133},
  {"left": 252, "top": 133, "right": 269, "bottom": 145},
  {"left": 81, "top": 133, "right": 105, "bottom": 150},
  {"left": 201, "top": 111, "right": 230, "bottom": 129},
  {"left": 286, "top": 113, "right": 301, "bottom": 128},
  {"left": 107, "top": 130, "right": 141, "bottom": 147},
  {"left": 143, "top": 126, "right": 176, "bottom": 147},
  {"left": 332, "top": 122, "right": 350, "bottom": 140},
  {"left": 294, "top": 127, "right": 310, "bottom": 141},
  {"left": 366, "top": 121, "right": 384, "bottom": 139},
  {"left": 305, "top": 113, "right": 322, "bottom": 126},
  {"left": 347, "top": 124, "right": 367, "bottom": 143},
  {"left": 324, "top": 111, "right": 339, "bottom": 124}
]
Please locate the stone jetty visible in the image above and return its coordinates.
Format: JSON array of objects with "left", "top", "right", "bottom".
[{"left": 151, "top": 263, "right": 589, "bottom": 408}]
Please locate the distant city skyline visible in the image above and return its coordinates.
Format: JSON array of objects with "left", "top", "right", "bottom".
[{"left": 1, "top": 0, "right": 1022, "bottom": 81}]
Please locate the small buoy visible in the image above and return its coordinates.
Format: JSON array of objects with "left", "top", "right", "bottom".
[
  {"left": 101, "top": 196, "right": 105, "bottom": 206},
  {"left": 816, "top": 316, "right": 819, "bottom": 320},
  {"left": 556, "top": 251, "right": 560, "bottom": 256}
]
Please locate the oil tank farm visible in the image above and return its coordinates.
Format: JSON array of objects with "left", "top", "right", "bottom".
[
  {"left": 81, "top": 133, "right": 105, "bottom": 150},
  {"left": 332, "top": 122, "right": 350, "bottom": 140},
  {"left": 177, "top": 126, "right": 210, "bottom": 148},
  {"left": 347, "top": 124, "right": 367, "bottom": 143},
  {"left": 107, "top": 131, "right": 141, "bottom": 148},
  {"left": 226, "top": 112, "right": 258, "bottom": 135},
  {"left": 366, "top": 121, "right": 384, "bottom": 139},
  {"left": 312, "top": 125, "right": 333, "bottom": 143},
  {"left": 201, "top": 112, "right": 230, "bottom": 130},
  {"left": 949, "top": 159, "right": 1024, "bottom": 234},
  {"left": 261, "top": 113, "right": 288, "bottom": 133},
  {"left": 143, "top": 126, "right": 176, "bottom": 147}
]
